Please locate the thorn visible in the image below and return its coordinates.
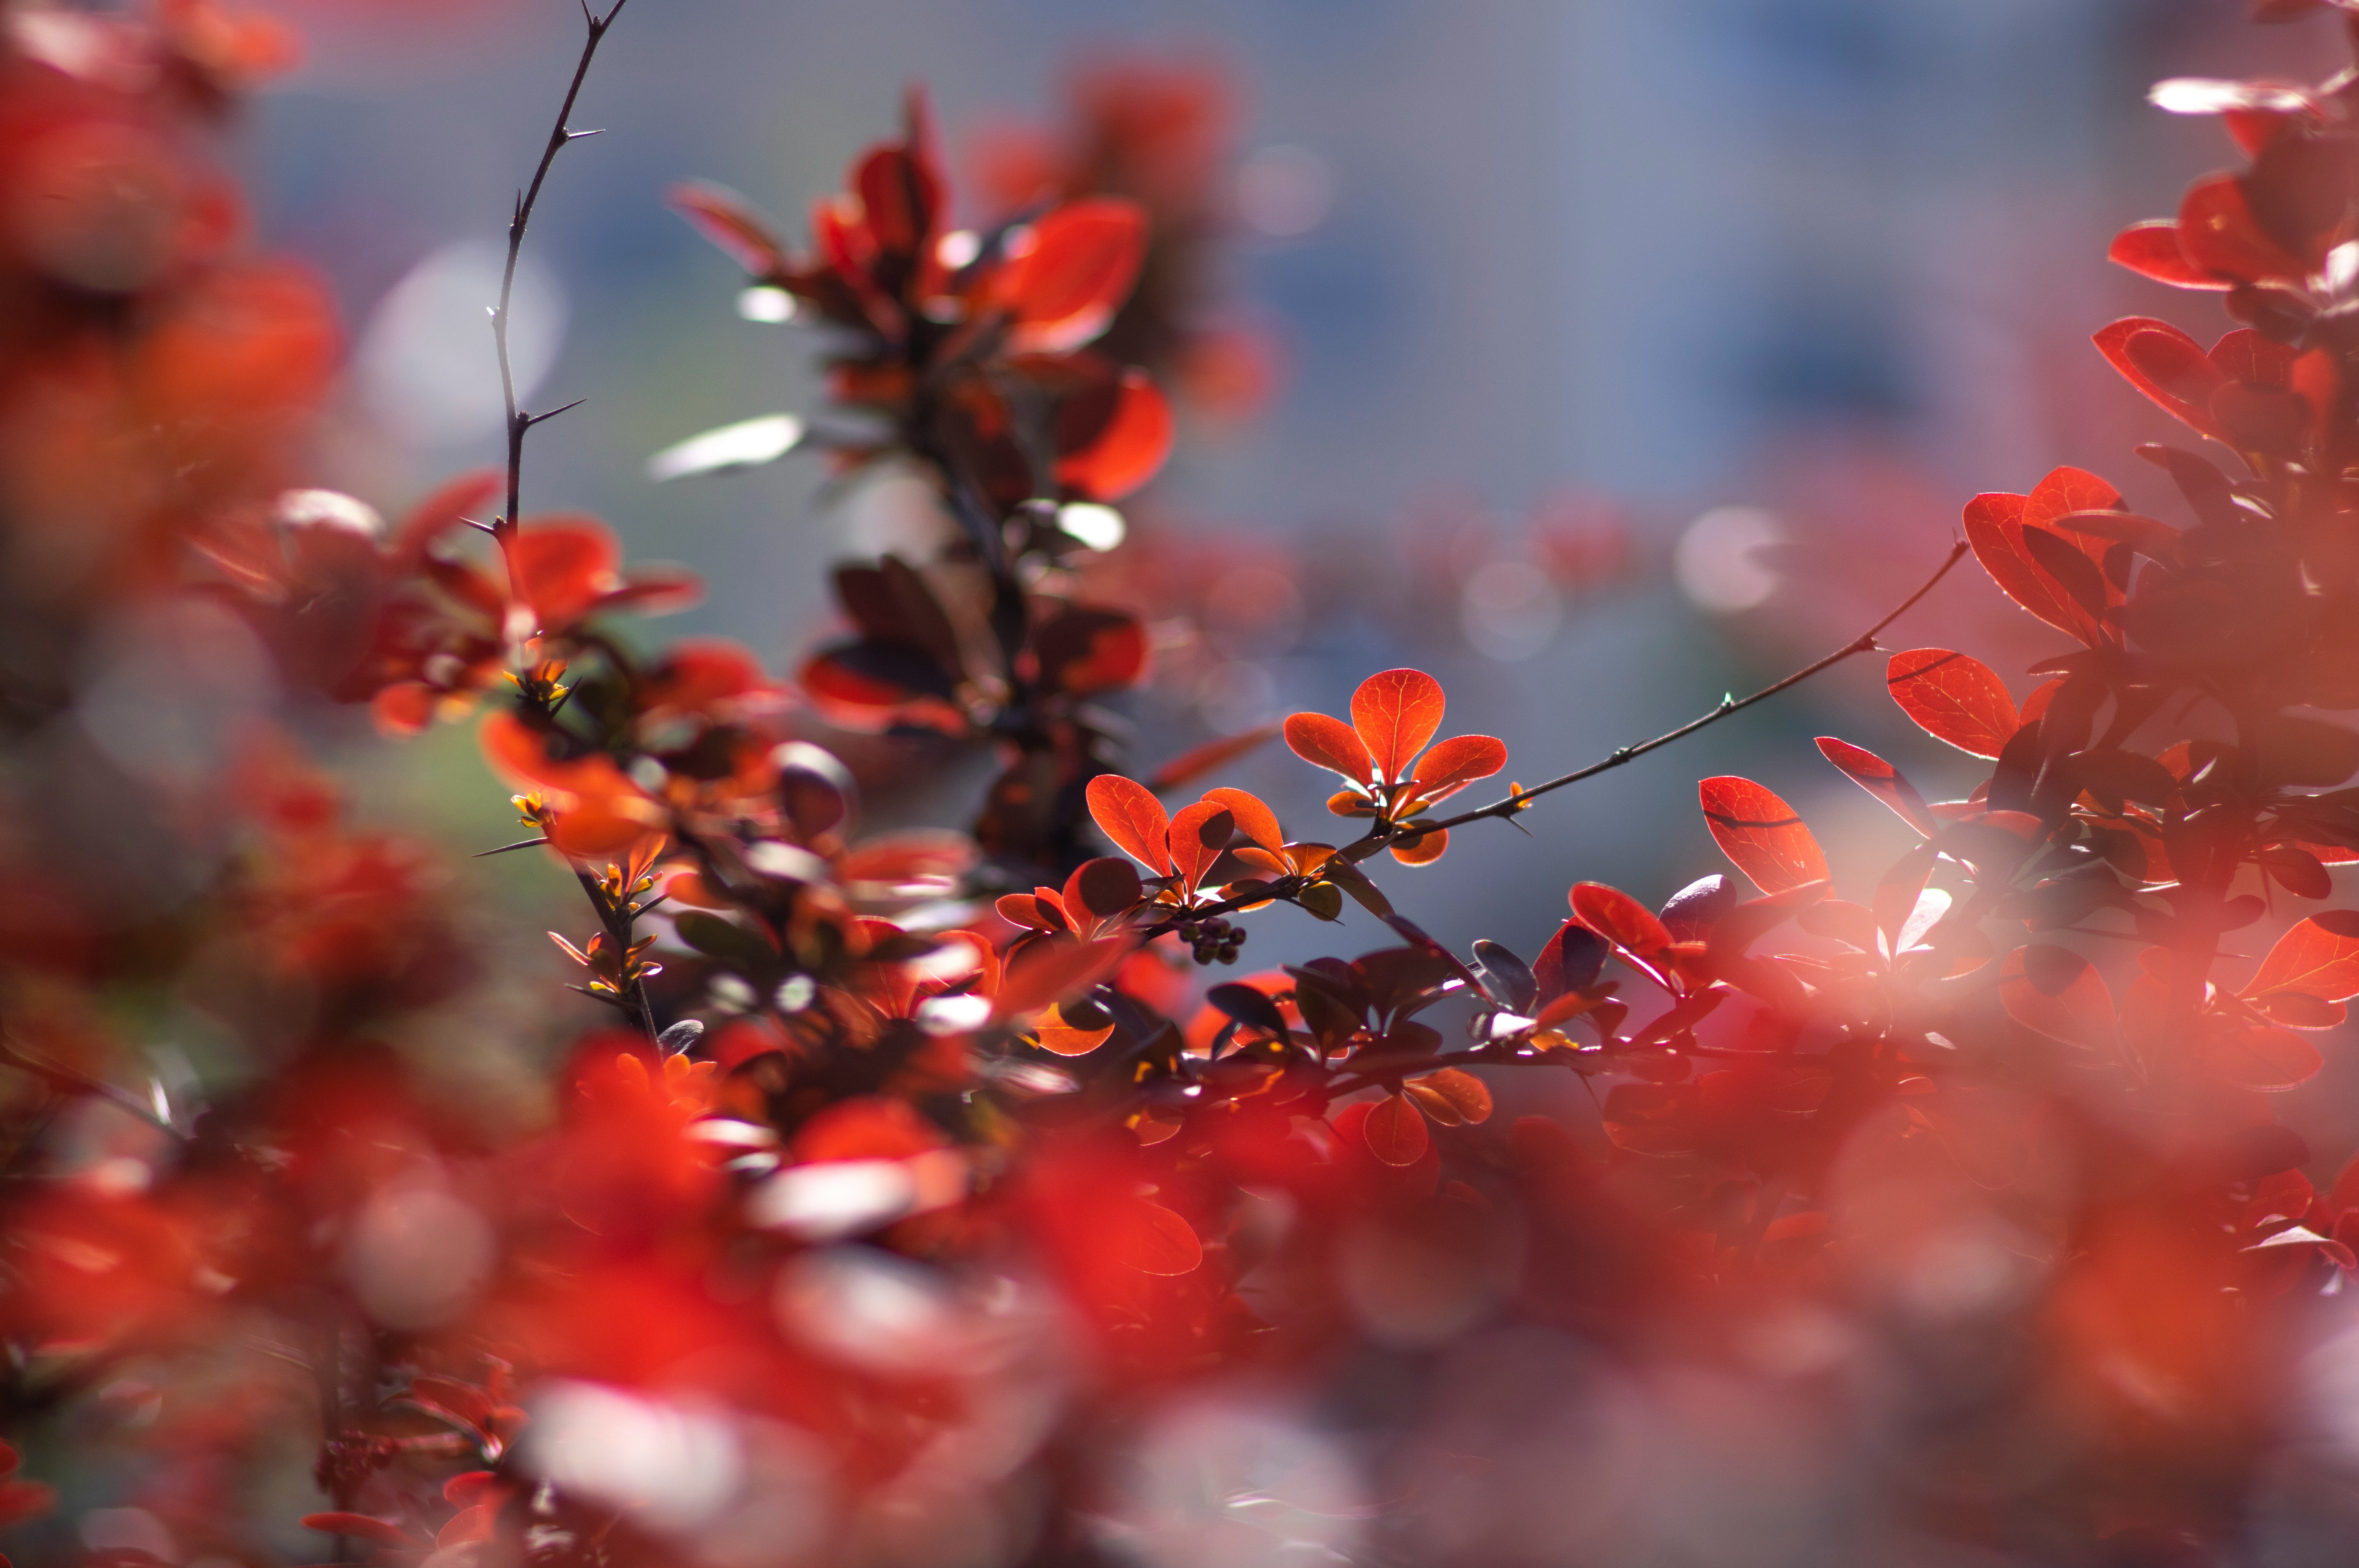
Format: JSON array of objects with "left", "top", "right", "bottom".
[
  {"left": 460, "top": 516, "right": 499, "bottom": 536},
  {"left": 524, "top": 397, "right": 588, "bottom": 428},
  {"left": 566, "top": 128, "right": 605, "bottom": 141},
  {"left": 475, "top": 836, "right": 552, "bottom": 857}
]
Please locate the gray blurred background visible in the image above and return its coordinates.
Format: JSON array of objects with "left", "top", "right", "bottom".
[{"left": 248, "top": 0, "right": 2324, "bottom": 969}]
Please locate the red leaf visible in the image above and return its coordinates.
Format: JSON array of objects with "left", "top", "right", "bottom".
[
  {"left": 1201, "top": 787, "right": 1284, "bottom": 854},
  {"left": 998, "top": 198, "right": 1148, "bottom": 352},
  {"left": 511, "top": 517, "right": 623, "bottom": 634},
  {"left": 1570, "top": 882, "right": 1673, "bottom": 961},
  {"left": 1054, "top": 368, "right": 1172, "bottom": 501},
  {"left": 302, "top": 1514, "right": 418, "bottom": 1548},
  {"left": 1110, "top": 1200, "right": 1202, "bottom": 1275},
  {"left": 1886, "top": 648, "right": 2020, "bottom": 759},
  {"left": 1284, "top": 711, "right": 1376, "bottom": 784},
  {"left": 2020, "top": 526, "right": 2111, "bottom": 625},
  {"left": 1034, "top": 605, "right": 1148, "bottom": 695},
  {"left": 1085, "top": 774, "right": 1173, "bottom": 875},
  {"left": 2201, "top": 1022, "right": 2324, "bottom": 1091},
  {"left": 1147, "top": 724, "right": 1281, "bottom": 789},
  {"left": 1350, "top": 668, "right": 1446, "bottom": 783},
  {"left": 852, "top": 143, "right": 940, "bottom": 258},
  {"left": 1389, "top": 826, "right": 1449, "bottom": 866},
  {"left": 392, "top": 469, "right": 503, "bottom": 562},
  {"left": 2023, "top": 465, "right": 2125, "bottom": 534},
  {"left": 992, "top": 936, "right": 1133, "bottom": 1022},
  {"left": 667, "top": 180, "right": 789, "bottom": 276},
  {"left": 2211, "top": 327, "right": 2299, "bottom": 388},
  {"left": 2107, "top": 219, "right": 2230, "bottom": 290},
  {"left": 1698, "top": 777, "right": 1830, "bottom": 895},
  {"left": 1963, "top": 492, "right": 2104, "bottom": 644},
  {"left": 437, "top": 1503, "right": 502, "bottom": 1548},
  {"left": 1816, "top": 737, "right": 1937, "bottom": 836},
  {"left": 2178, "top": 172, "right": 2308, "bottom": 284},
  {"left": 1167, "top": 801, "right": 1235, "bottom": 892},
  {"left": 995, "top": 893, "right": 1067, "bottom": 932},
  {"left": 1412, "top": 1067, "right": 1493, "bottom": 1124},
  {"left": 2243, "top": 910, "right": 2359, "bottom": 1001},
  {"left": 1999, "top": 944, "right": 2115, "bottom": 1051},
  {"left": 443, "top": 1472, "right": 502, "bottom": 1509},
  {"left": 371, "top": 682, "right": 434, "bottom": 736},
  {"left": 1408, "top": 733, "right": 1508, "bottom": 800},
  {"left": 1061, "top": 857, "right": 1142, "bottom": 924},
  {"left": 1364, "top": 1092, "right": 1431, "bottom": 1165},
  {"left": 2094, "top": 318, "right": 2225, "bottom": 439}
]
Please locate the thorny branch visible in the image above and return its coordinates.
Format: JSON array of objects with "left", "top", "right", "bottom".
[
  {"left": 1343, "top": 538, "right": 1973, "bottom": 863},
  {"left": 491, "top": 0, "right": 630, "bottom": 614},
  {"left": 483, "top": 1, "right": 662, "bottom": 1050},
  {"left": 1129, "top": 537, "right": 1972, "bottom": 944}
]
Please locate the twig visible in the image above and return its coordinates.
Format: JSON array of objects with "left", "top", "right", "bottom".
[
  {"left": 1348, "top": 539, "right": 1971, "bottom": 863},
  {"left": 491, "top": 0, "right": 631, "bottom": 617},
  {"left": 0, "top": 1039, "right": 185, "bottom": 1139},
  {"left": 473, "top": 835, "right": 551, "bottom": 858}
]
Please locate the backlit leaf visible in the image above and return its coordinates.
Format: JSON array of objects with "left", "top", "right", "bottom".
[
  {"left": 1816, "top": 737, "right": 1936, "bottom": 835},
  {"left": 1412, "top": 1067, "right": 1492, "bottom": 1125},
  {"left": 1285, "top": 711, "right": 1376, "bottom": 784},
  {"left": 1201, "top": 787, "right": 1284, "bottom": 854},
  {"left": 1054, "top": 368, "right": 1172, "bottom": 501},
  {"left": 993, "top": 936, "right": 1132, "bottom": 1022},
  {"left": 667, "top": 179, "right": 790, "bottom": 276},
  {"left": 2107, "top": 219, "right": 2230, "bottom": 289},
  {"left": 1886, "top": 648, "right": 2020, "bottom": 759},
  {"left": 1408, "top": 733, "right": 1508, "bottom": 800},
  {"left": 1033, "top": 1003, "right": 1116, "bottom": 1057},
  {"left": 1698, "top": 776, "right": 1829, "bottom": 894},
  {"left": 1147, "top": 724, "right": 1281, "bottom": 789},
  {"left": 1033, "top": 604, "right": 1147, "bottom": 695},
  {"left": 1350, "top": 668, "right": 1446, "bottom": 783},
  {"left": 1364, "top": 1091, "right": 1430, "bottom": 1165},
  {"left": 2244, "top": 910, "right": 2359, "bottom": 1001},
  {"left": 2095, "top": 317, "right": 2226, "bottom": 437},
  {"left": 1085, "top": 773, "right": 1172, "bottom": 875},
  {"left": 998, "top": 198, "right": 1148, "bottom": 353},
  {"left": 2177, "top": 172, "right": 2309, "bottom": 283},
  {"left": 1963, "top": 490, "right": 2106, "bottom": 644},
  {"left": 2020, "top": 525, "right": 2112, "bottom": 626},
  {"left": 1389, "top": 826, "right": 1449, "bottom": 865},
  {"left": 1166, "top": 801, "right": 1234, "bottom": 892},
  {"left": 1111, "top": 1200, "right": 1203, "bottom": 1275},
  {"left": 1999, "top": 944, "right": 2115, "bottom": 1051},
  {"left": 995, "top": 893, "right": 1067, "bottom": 932},
  {"left": 303, "top": 1514, "right": 416, "bottom": 1547},
  {"left": 1570, "top": 882, "right": 1672, "bottom": 962},
  {"left": 2200, "top": 1021, "right": 2324, "bottom": 1091}
]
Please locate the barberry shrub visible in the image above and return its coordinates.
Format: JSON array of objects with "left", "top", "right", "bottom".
[{"left": 10, "top": 3, "right": 2359, "bottom": 1566}]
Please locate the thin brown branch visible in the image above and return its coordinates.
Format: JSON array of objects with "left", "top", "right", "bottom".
[
  {"left": 1347, "top": 539, "right": 1971, "bottom": 863},
  {"left": 492, "top": 0, "right": 630, "bottom": 614},
  {"left": 0, "top": 1038, "right": 184, "bottom": 1139}
]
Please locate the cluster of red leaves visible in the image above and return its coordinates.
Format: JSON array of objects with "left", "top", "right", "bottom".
[{"left": 18, "top": 6, "right": 2359, "bottom": 1568}]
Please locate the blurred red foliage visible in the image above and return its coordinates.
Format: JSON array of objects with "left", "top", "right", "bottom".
[{"left": 13, "top": 4, "right": 2359, "bottom": 1566}]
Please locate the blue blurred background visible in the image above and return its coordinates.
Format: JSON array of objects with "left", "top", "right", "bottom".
[{"left": 247, "top": 0, "right": 2326, "bottom": 969}]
